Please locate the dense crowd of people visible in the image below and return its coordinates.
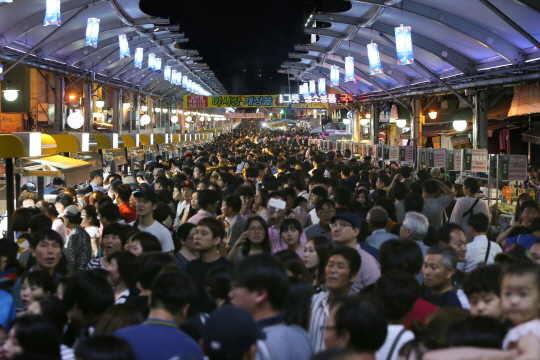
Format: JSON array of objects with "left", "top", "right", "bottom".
[{"left": 3, "top": 119, "right": 540, "bottom": 360}]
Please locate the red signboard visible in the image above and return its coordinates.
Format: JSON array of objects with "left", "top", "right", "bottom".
[{"left": 185, "top": 96, "right": 208, "bottom": 108}]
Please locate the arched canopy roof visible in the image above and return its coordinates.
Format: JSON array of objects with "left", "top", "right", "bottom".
[
  {"left": 0, "top": 0, "right": 227, "bottom": 99},
  {"left": 281, "top": 0, "right": 540, "bottom": 99}
]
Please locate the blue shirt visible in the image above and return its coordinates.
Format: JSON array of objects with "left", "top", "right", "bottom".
[
  {"left": 115, "top": 318, "right": 203, "bottom": 360},
  {"left": 506, "top": 234, "right": 540, "bottom": 250},
  {"left": 0, "top": 290, "right": 15, "bottom": 330}
]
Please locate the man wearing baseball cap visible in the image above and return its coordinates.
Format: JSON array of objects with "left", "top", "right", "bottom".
[
  {"left": 131, "top": 189, "right": 174, "bottom": 253},
  {"left": 330, "top": 212, "right": 381, "bottom": 294},
  {"left": 202, "top": 306, "right": 265, "bottom": 360}
]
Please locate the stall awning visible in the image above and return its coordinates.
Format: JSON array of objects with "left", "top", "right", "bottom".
[
  {"left": 120, "top": 135, "right": 138, "bottom": 149},
  {"left": 153, "top": 134, "right": 165, "bottom": 144},
  {"left": 49, "top": 134, "right": 80, "bottom": 153},
  {"left": 0, "top": 135, "right": 28, "bottom": 158},
  {"left": 523, "top": 126, "right": 540, "bottom": 145},
  {"left": 20, "top": 155, "right": 91, "bottom": 186},
  {"left": 72, "top": 151, "right": 102, "bottom": 171},
  {"left": 89, "top": 135, "right": 112, "bottom": 150},
  {"left": 140, "top": 135, "right": 151, "bottom": 146},
  {"left": 40, "top": 134, "right": 57, "bottom": 155}
]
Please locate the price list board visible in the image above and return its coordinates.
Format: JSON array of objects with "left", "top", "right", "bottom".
[
  {"left": 383, "top": 146, "right": 390, "bottom": 160},
  {"left": 427, "top": 149, "right": 447, "bottom": 168},
  {"left": 389, "top": 146, "right": 399, "bottom": 161},
  {"left": 499, "top": 155, "right": 528, "bottom": 181},
  {"left": 446, "top": 150, "right": 462, "bottom": 171},
  {"left": 377, "top": 145, "right": 383, "bottom": 160},
  {"left": 400, "top": 146, "right": 414, "bottom": 162},
  {"left": 464, "top": 149, "right": 488, "bottom": 172},
  {"left": 418, "top": 149, "right": 427, "bottom": 167}
]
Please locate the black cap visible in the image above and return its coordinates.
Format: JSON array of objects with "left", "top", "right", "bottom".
[
  {"left": 133, "top": 188, "right": 158, "bottom": 203},
  {"left": 203, "top": 306, "right": 265, "bottom": 359}
]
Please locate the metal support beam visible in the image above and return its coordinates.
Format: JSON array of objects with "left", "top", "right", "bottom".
[
  {"left": 93, "top": 58, "right": 136, "bottom": 93},
  {"left": 379, "top": 33, "right": 474, "bottom": 108},
  {"left": 475, "top": 90, "right": 488, "bottom": 149},
  {"left": 112, "top": 88, "right": 120, "bottom": 133},
  {"left": 371, "top": 103, "right": 379, "bottom": 145},
  {"left": 479, "top": 0, "right": 540, "bottom": 50},
  {"left": 5, "top": 159, "right": 13, "bottom": 237},
  {"left": 412, "top": 98, "right": 422, "bottom": 145},
  {"left": 2, "top": 6, "right": 88, "bottom": 78},
  {"left": 36, "top": 70, "right": 55, "bottom": 92},
  {"left": 83, "top": 81, "right": 94, "bottom": 132},
  {"left": 54, "top": 76, "right": 65, "bottom": 131}
]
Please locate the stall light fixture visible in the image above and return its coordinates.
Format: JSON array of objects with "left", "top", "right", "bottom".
[
  {"left": 366, "top": 113, "right": 371, "bottom": 119},
  {"left": 140, "top": 114, "right": 151, "bottom": 125},
  {"left": 155, "top": 108, "right": 161, "bottom": 112},
  {"left": 171, "top": 115, "right": 178, "bottom": 123},
  {"left": 396, "top": 119, "right": 407, "bottom": 128},
  {"left": 95, "top": 99, "right": 104, "bottom": 108},
  {"left": 163, "top": 108, "right": 168, "bottom": 113},
  {"left": 141, "top": 105, "right": 147, "bottom": 112},
  {"left": 3, "top": 89, "right": 18, "bottom": 102},
  {"left": 123, "top": 102, "right": 131, "bottom": 110},
  {"left": 360, "top": 118, "right": 369, "bottom": 126},
  {"left": 453, "top": 120, "right": 468, "bottom": 131},
  {"left": 428, "top": 111, "right": 437, "bottom": 120},
  {"left": 67, "top": 110, "right": 84, "bottom": 129}
]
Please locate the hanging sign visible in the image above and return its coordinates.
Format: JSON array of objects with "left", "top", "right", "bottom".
[
  {"left": 44, "top": 0, "right": 61, "bottom": 26},
  {"left": 118, "top": 34, "right": 130, "bottom": 58},
  {"left": 330, "top": 65, "right": 339, "bottom": 86},
  {"left": 447, "top": 150, "right": 462, "bottom": 171},
  {"left": 344, "top": 56, "right": 356, "bottom": 82},
  {"left": 164, "top": 66, "right": 171, "bottom": 81},
  {"left": 418, "top": 148, "right": 427, "bottom": 167},
  {"left": 367, "top": 43, "right": 383, "bottom": 75},
  {"left": 134, "top": 48, "right": 144, "bottom": 68},
  {"left": 499, "top": 155, "right": 528, "bottom": 181},
  {"left": 182, "top": 76, "right": 188, "bottom": 88},
  {"left": 85, "top": 18, "right": 100, "bottom": 47},
  {"left": 185, "top": 96, "right": 208, "bottom": 108},
  {"left": 171, "top": 69, "right": 178, "bottom": 84},
  {"left": 427, "top": 149, "right": 446, "bottom": 168},
  {"left": 318, "top": 78, "right": 326, "bottom": 96},
  {"left": 155, "top": 58, "right": 162, "bottom": 73},
  {"left": 464, "top": 149, "right": 488, "bottom": 172},
  {"left": 148, "top": 53, "right": 156, "bottom": 71},
  {"left": 309, "top": 80, "right": 316, "bottom": 95},
  {"left": 395, "top": 25, "right": 414, "bottom": 65}
]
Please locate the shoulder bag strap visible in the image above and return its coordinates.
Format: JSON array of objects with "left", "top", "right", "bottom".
[
  {"left": 386, "top": 328, "right": 407, "bottom": 360},
  {"left": 484, "top": 239, "right": 492, "bottom": 264},
  {"left": 463, "top": 198, "right": 480, "bottom": 218}
]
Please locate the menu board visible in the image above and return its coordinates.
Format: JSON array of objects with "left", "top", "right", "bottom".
[
  {"left": 447, "top": 150, "right": 462, "bottom": 171},
  {"left": 323, "top": 141, "right": 328, "bottom": 150},
  {"left": 389, "top": 146, "right": 399, "bottom": 161},
  {"left": 377, "top": 145, "right": 383, "bottom": 160},
  {"left": 433, "top": 149, "right": 446, "bottom": 168},
  {"left": 418, "top": 149, "right": 427, "bottom": 167},
  {"left": 383, "top": 146, "right": 390, "bottom": 160},
  {"left": 464, "top": 149, "right": 488, "bottom": 172},
  {"left": 499, "top": 155, "right": 528, "bottom": 181}
]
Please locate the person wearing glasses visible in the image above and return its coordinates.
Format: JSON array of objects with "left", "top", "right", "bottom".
[
  {"left": 330, "top": 212, "right": 381, "bottom": 295},
  {"left": 227, "top": 216, "right": 271, "bottom": 263}
]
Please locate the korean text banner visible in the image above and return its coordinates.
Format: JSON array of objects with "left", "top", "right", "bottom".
[
  {"left": 184, "top": 95, "right": 285, "bottom": 108},
  {"left": 224, "top": 113, "right": 265, "bottom": 118}
]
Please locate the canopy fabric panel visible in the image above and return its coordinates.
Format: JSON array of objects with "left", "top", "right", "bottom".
[
  {"left": 72, "top": 151, "right": 102, "bottom": 171},
  {"left": 103, "top": 149, "right": 127, "bottom": 166},
  {"left": 522, "top": 126, "right": 540, "bottom": 145},
  {"left": 20, "top": 155, "right": 91, "bottom": 186},
  {"left": 119, "top": 135, "right": 137, "bottom": 149},
  {"left": 49, "top": 135, "right": 81, "bottom": 153}
]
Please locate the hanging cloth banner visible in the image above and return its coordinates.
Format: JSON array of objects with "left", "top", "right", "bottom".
[
  {"left": 118, "top": 34, "right": 131, "bottom": 59},
  {"left": 171, "top": 70, "right": 178, "bottom": 84},
  {"left": 44, "top": 0, "right": 61, "bottom": 26},
  {"left": 303, "top": 83, "right": 309, "bottom": 96},
  {"left": 176, "top": 72, "right": 182, "bottom": 86},
  {"left": 309, "top": 80, "right": 316, "bottom": 96},
  {"left": 367, "top": 43, "right": 384, "bottom": 75},
  {"left": 164, "top": 66, "right": 171, "bottom": 81},
  {"left": 134, "top": 48, "right": 144, "bottom": 68},
  {"left": 182, "top": 76, "right": 188, "bottom": 88},
  {"left": 330, "top": 65, "right": 339, "bottom": 86},
  {"left": 85, "top": 18, "right": 100, "bottom": 47},
  {"left": 395, "top": 25, "right": 414, "bottom": 65},
  {"left": 155, "top": 58, "right": 162, "bottom": 73},
  {"left": 344, "top": 56, "right": 356, "bottom": 82},
  {"left": 148, "top": 53, "right": 155, "bottom": 71},
  {"left": 318, "top": 78, "right": 326, "bottom": 96}
]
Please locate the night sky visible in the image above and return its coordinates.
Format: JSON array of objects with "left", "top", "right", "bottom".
[{"left": 139, "top": 0, "right": 311, "bottom": 95}]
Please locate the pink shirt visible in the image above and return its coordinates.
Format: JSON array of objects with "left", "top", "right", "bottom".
[
  {"left": 268, "top": 227, "right": 307, "bottom": 253},
  {"left": 187, "top": 210, "right": 215, "bottom": 225},
  {"left": 350, "top": 244, "right": 381, "bottom": 295}
]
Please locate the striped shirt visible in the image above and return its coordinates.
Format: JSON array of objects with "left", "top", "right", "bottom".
[
  {"left": 87, "top": 258, "right": 108, "bottom": 271},
  {"left": 61, "top": 344, "right": 75, "bottom": 360},
  {"left": 309, "top": 292, "right": 329, "bottom": 354}
]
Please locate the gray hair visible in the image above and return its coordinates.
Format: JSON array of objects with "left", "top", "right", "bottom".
[
  {"left": 154, "top": 168, "right": 165, "bottom": 176},
  {"left": 426, "top": 244, "right": 458, "bottom": 270},
  {"left": 403, "top": 212, "right": 429, "bottom": 240},
  {"left": 367, "top": 206, "right": 388, "bottom": 228}
]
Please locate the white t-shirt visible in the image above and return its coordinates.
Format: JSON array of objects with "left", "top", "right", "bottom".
[
  {"left": 376, "top": 325, "right": 415, "bottom": 360},
  {"left": 129, "top": 220, "right": 175, "bottom": 252},
  {"left": 52, "top": 219, "right": 68, "bottom": 245},
  {"left": 84, "top": 226, "right": 100, "bottom": 239}
]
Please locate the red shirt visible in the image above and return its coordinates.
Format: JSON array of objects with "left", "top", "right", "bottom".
[
  {"left": 119, "top": 203, "right": 137, "bottom": 223},
  {"left": 403, "top": 298, "right": 438, "bottom": 330}
]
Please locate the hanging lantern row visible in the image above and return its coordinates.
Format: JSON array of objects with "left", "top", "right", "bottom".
[
  {"left": 325, "top": 25, "right": 415, "bottom": 83},
  {"left": 39, "top": 1, "right": 212, "bottom": 95},
  {"left": 309, "top": 80, "right": 316, "bottom": 96},
  {"left": 318, "top": 78, "right": 326, "bottom": 96}
]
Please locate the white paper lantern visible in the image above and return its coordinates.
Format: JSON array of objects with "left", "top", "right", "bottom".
[
  {"left": 67, "top": 111, "right": 84, "bottom": 129},
  {"left": 360, "top": 118, "right": 369, "bottom": 126},
  {"left": 186, "top": 116, "right": 193, "bottom": 122},
  {"left": 453, "top": 120, "right": 468, "bottom": 131},
  {"left": 163, "top": 108, "right": 168, "bottom": 113},
  {"left": 171, "top": 116, "right": 178, "bottom": 123},
  {"left": 123, "top": 103, "right": 131, "bottom": 110},
  {"left": 140, "top": 114, "right": 151, "bottom": 125},
  {"left": 155, "top": 108, "right": 161, "bottom": 112},
  {"left": 3, "top": 90, "right": 18, "bottom": 101},
  {"left": 141, "top": 105, "right": 147, "bottom": 112},
  {"left": 95, "top": 99, "right": 104, "bottom": 108},
  {"left": 396, "top": 119, "right": 407, "bottom": 128}
]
